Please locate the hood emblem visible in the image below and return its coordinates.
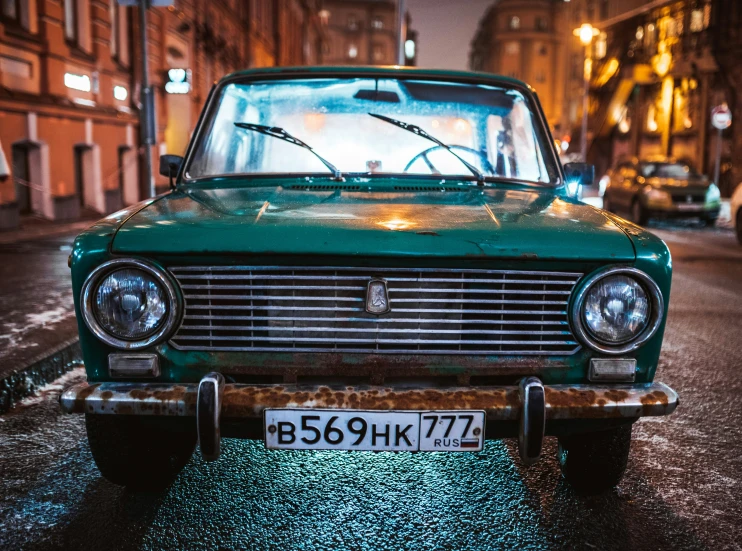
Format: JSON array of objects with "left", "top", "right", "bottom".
[{"left": 366, "top": 279, "right": 390, "bottom": 314}]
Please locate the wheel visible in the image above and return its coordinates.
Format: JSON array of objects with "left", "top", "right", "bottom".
[
  {"left": 736, "top": 209, "right": 742, "bottom": 245},
  {"left": 85, "top": 414, "right": 196, "bottom": 490},
  {"left": 631, "top": 199, "right": 648, "bottom": 225},
  {"left": 557, "top": 424, "right": 632, "bottom": 495}
]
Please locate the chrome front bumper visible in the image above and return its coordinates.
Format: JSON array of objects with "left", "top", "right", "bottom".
[
  {"left": 60, "top": 379, "right": 678, "bottom": 420},
  {"left": 61, "top": 376, "right": 678, "bottom": 464}
]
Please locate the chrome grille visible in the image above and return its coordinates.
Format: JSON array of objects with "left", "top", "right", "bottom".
[{"left": 169, "top": 267, "right": 583, "bottom": 355}]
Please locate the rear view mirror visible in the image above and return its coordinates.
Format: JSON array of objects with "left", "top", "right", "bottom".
[
  {"left": 563, "top": 162, "right": 595, "bottom": 187},
  {"left": 159, "top": 154, "right": 183, "bottom": 188}
]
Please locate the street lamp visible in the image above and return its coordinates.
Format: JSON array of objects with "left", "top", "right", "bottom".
[{"left": 573, "top": 23, "right": 600, "bottom": 162}]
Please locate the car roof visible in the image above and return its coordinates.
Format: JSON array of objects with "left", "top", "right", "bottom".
[{"left": 219, "top": 65, "right": 533, "bottom": 91}]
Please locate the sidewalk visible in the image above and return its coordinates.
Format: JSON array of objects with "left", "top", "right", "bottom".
[
  {"left": 0, "top": 215, "right": 96, "bottom": 245},
  {"left": 0, "top": 221, "right": 84, "bottom": 410}
]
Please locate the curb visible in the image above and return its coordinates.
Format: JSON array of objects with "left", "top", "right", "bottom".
[{"left": 0, "top": 338, "right": 82, "bottom": 414}]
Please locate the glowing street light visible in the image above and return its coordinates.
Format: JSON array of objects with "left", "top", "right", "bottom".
[
  {"left": 575, "top": 23, "right": 599, "bottom": 46},
  {"left": 573, "top": 23, "right": 600, "bottom": 162}
]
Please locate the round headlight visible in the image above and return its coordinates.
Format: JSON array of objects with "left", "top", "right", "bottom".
[
  {"left": 583, "top": 275, "right": 649, "bottom": 344},
  {"left": 572, "top": 267, "right": 663, "bottom": 354},
  {"left": 93, "top": 269, "right": 168, "bottom": 339},
  {"left": 81, "top": 259, "right": 179, "bottom": 349}
]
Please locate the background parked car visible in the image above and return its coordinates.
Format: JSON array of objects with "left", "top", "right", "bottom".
[{"left": 602, "top": 157, "right": 721, "bottom": 226}]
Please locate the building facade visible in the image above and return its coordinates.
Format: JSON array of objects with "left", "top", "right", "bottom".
[
  {"left": 0, "top": 0, "right": 324, "bottom": 230},
  {"left": 318, "top": 0, "right": 400, "bottom": 65},
  {"left": 571, "top": 0, "right": 732, "bottom": 190},
  {"left": 469, "top": 0, "right": 567, "bottom": 130}
]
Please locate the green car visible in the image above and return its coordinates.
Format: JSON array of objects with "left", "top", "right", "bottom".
[
  {"left": 602, "top": 157, "right": 722, "bottom": 225},
  {"left": 61, "top": 67, "right": 678, "bottom": 495}
]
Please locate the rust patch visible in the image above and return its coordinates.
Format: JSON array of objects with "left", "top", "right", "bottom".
[
  {"left": 220, "top": 385, "right": 521, "bottom": 419},
  {"left": 640, "top": 390, "right": 669, "bottom": 414},
  {"left": 604, "top": 390, "right": 630, "bottom": 402}
]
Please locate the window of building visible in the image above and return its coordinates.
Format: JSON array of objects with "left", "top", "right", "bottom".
[
  {"left": 509, "top": 16, "right": 520, "bottom": 30},
  {"left": 64, "top": 0, "right": 76, "bottom": 41},
  {"left": 646, "top": 103, "right": 658, "bottom": 132},
  {"left": 599, "top": 0, "right": 609, "bottom": 20},
  {"left": 372, "top": 44, "right": 385, "bottom": 62},
  {"left": 371, "top": 16, "right": 384, "bottom": 29},
  {"left": 644, "top": 23, "right": 656, "bottom": 47},
  {"left": 595, "top": 32, "right": 607, "bottom": 59},
  {"left": 505, "top": 41, "right": 520, "bottom": 55},
  {"left": 347, "top": 14, "right": 359, "bottom": 30},
  {"left": 535, "top": 17, "right": 547, "bottom": 31},
  {"left": 347, "top": 43, "right": 358, "bottom": 59},
  {"left": 1, "top": 0, "right": 19, "bottom": 21},
  {"left": 690, "top": 9, "right": 704, "bottom": 32},
  {"left": 673, "top": 78, "right": 697, "bottom": 131},
  {"left": 110, "top": 4, "right": 129, "bottom": 65},
  {"left": 64, "top": 0, "right": 91, "bottom": 51}
]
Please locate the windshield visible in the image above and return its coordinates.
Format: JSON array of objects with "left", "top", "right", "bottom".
[
  {"left": 640, "top": 162, "right": 697, "bottom": 179},
  {"left": 186, "top": 78, "right": 556, "bottom": 184}
]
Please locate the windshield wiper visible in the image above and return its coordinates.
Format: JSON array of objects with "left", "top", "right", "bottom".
[
  {"left": 234, "top": 122, "right": 343, "bottom": 180},
  {"left": 368, "top": 113, "right": 485, "bottom": 185}
]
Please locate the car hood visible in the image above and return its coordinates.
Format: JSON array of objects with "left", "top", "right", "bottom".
[{"left": 112, "top": 181, "right": 635, "bottom": 261}]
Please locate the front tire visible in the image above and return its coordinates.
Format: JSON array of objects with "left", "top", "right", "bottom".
[
  {"left": 86, "top": 414, "right": 196, "bottom": 490},
  {"left": 557, "top": 424, "right": 632, "bottom": 495}
]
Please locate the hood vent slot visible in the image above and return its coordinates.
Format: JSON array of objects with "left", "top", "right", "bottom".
[
  {"left": 394, "top": 185, "right": 469, "bottom": 192},
  {"left": 289, "top": 184, "right": 362, "bottom": 191}
]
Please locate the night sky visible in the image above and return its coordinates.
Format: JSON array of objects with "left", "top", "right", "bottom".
[{"left": 407, "top": 0, "right": 494, "bottom": 70}]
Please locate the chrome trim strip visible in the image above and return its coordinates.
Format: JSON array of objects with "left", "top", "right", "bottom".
[
  {"left": 182, "top": 316, "right": 570, "bottom": 325},
  {"left": 183, "top": 305, "right": 568, "bottom": 314},
  {"left": 178, "top": 326, "right": 570, "bottom": 335},
  {"left": 571, "top": 267, "right": 664, "bottom": 355},
  {"left": 171, "top": 336, "right": 577, "bottom": 345},
  {"left": 170, "top": 266, "right": 584, "bottom": 276},
  {"left": 81, "top": 259, "right": 181, "bottom": 350},
  {"left": 166, "top": 346, "right": 579, "bottom": 354},
  {"left": 60, "top": 381, "right": 679, "bottom": 420}
]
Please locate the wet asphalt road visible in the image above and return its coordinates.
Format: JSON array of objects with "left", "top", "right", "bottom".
[
  {"left": 0, "top": 230, "right": 79, "bottom": 374},
  {"left": 0, "top": 224, "right": 741, "bottom": 551}
]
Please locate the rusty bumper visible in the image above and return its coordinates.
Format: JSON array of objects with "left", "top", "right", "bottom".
[{"left": 60, "top": 381, "right": 678, "bottom": 420}]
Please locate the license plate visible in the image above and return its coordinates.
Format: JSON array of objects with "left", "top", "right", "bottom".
[
  {"left": 264, "top": 409, "right": 486, "bottom": 452},
  {"left": 676, "top": 203, "right": 703, "bottom": 211}
]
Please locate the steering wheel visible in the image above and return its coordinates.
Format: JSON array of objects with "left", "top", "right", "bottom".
[{"left": 403, "top": 145, "right": 495, "bottom": 175}]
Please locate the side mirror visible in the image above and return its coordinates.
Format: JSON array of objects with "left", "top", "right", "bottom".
[
  {"left": 159, "top": 154, "right": 183, "bottom": 188},
  {"left": 563, "top": 162, "right": 595, "bottom": 187}
]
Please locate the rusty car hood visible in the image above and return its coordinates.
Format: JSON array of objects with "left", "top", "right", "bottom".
[{"left": 111, "top": 179, "right": 635, "bottom": 261}]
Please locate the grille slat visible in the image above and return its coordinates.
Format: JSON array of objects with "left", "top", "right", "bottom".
[{"left": 170, "top": 266, "right": 582, "bottom": 356}]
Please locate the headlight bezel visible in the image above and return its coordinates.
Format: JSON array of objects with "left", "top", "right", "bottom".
[
  {"left": 571, "top": 267, "right": 664, "bottom": 355},
  {"left": 81, "top": 259, "right": 180, "bottom": 350}
]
